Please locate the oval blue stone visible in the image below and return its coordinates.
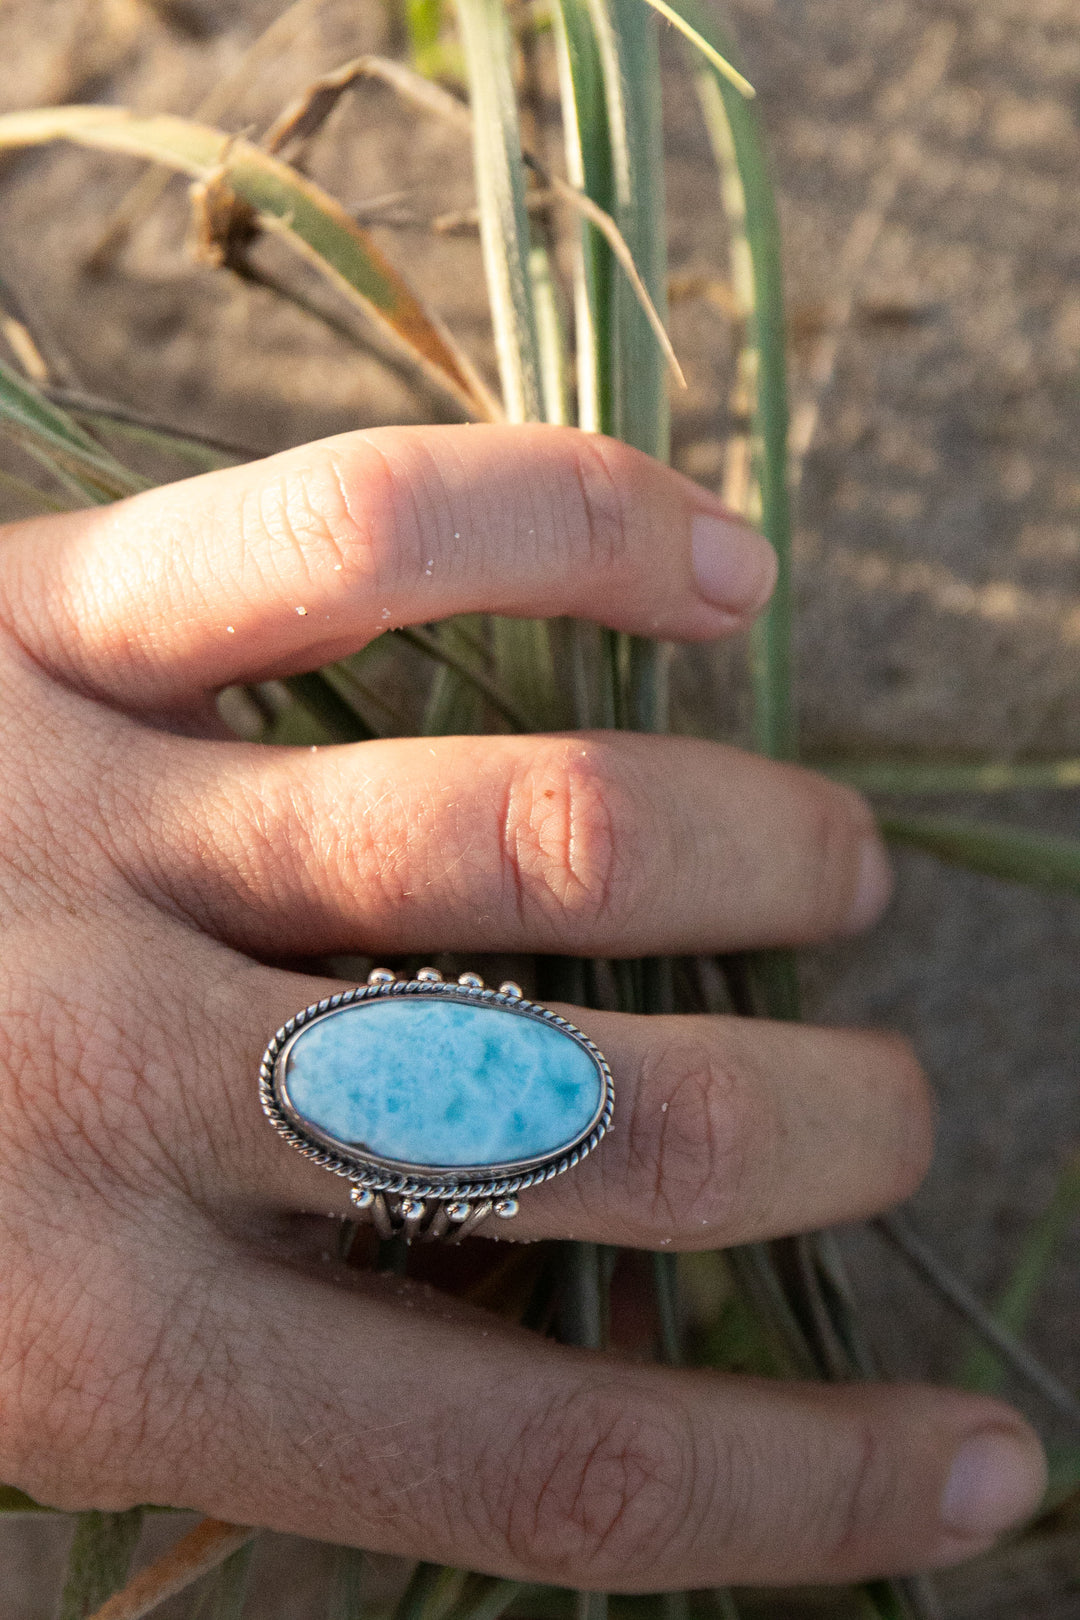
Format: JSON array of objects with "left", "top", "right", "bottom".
[{"left": 281, "top": 997, "right": 604, "bottom": 1169}]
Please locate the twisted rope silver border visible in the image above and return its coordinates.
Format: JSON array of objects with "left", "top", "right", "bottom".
[{"left": 258, "top": 978, "right": 615, "bottom": 1202}]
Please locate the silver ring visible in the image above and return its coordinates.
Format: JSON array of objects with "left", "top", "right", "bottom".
[{"left": 259, "top": 968, "right": 614, "bottom": 1243}]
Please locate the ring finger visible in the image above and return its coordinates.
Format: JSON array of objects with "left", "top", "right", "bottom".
[{"left": 166, "top": 955, "right": 932, "bottom": 1253}]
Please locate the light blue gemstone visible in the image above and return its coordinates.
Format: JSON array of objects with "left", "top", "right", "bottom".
[{"left": 282, "top": 996, "right": 604, "bottom": 1168}]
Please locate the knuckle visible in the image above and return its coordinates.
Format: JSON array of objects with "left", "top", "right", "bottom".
[
  {"left": 819, "top": 1419, "right": 900, "bottom": 1568},
  {"left": 493, "top": 1381, "right": 697, "bottom": 1584},
  {"left": 498, "top": 739, "right": 646, "bottom": 935},
  {"left": 568, "top": 434, "right": 637, "bottom": 574},
  {"left": 618, "top": 1034, "right": 765, "bottom": 1241},
  {"left": 238, "top": 444, "right": 383, "bottom": 594}
]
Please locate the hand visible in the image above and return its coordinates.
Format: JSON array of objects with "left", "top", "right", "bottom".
[{"left": 0, "top": 425, "right": 1045, "bottom": 1589}]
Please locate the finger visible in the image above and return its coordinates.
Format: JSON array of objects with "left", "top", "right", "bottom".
[
  {"left": 124, "top": 731, "right": 892, "bottom": 957},
  {"left": 0, "top": 425, "right": 776, "bottom": 710},
  {"left": 85, "top": 1246, "right": 1045, "bottom": 1588},
  {"left": 209, "top": 965, "right": 933, "bottom": 1250}
]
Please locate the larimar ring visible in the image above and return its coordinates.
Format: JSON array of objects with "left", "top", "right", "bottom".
[{"left": 259, "top": 968, "right": 614, "bottom": 1243}]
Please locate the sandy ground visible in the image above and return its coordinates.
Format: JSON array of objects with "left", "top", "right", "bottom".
[{"left": 0, "top": 0, "right": 1079, "bottom": 1614}]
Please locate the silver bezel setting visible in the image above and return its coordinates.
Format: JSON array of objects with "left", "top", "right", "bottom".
[{"left": 258, "top": 975, "right": 615, "bottom": 1203}]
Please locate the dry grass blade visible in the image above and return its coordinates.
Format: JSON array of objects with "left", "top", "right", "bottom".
[
  {"left": 89, "top": 0, "right": 332, "bottom": 268},
  {"left": 636, "top": 0, "right": 755, "bottom": 97},
  {"left": 265, "top": 56, "right": 682, "bottom": 386},
  {"left": 536, "top": 163, "right": 684, "bottom": 389},
  {"left": 0, "top": 313, "right": 48, "bottom": 382},
  {"left": 264, "top": 54, "right": 472, "bottom": 150},
  {"left": 0, "top": 269, "right": 73, "bottom": 384},
  {"left": 60, "top": 1509, "right": 144, "bottom": 1620},
  {"left": 84, "top": 1520, "right": 258, "bottom": 1620},
  {"left": 0, "top": 106, "right": 497, "bottom": 422}
]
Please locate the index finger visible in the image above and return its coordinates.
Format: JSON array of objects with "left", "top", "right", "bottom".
[{"left": 0, "top": 425, "right": 777, "bottom": 711}]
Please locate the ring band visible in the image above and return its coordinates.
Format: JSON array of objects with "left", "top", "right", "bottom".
[{"left": 259, "top": 968, "right": 614, "bottom": 1243}]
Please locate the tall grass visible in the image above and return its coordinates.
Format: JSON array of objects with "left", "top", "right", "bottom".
[{"left": 0, "top": 3, "right": 1077, "bottom": 1618}]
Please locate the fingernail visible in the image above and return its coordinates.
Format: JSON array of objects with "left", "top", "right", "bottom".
[
  {"left": 940, "top": 1428, "right": 1047, "bottom": 1541},
  {"left": 842, "top": 836, "right": 894, "bottom": 933},
  {"left": 691, "top": 511, "right": 777, "bottom": 616}
]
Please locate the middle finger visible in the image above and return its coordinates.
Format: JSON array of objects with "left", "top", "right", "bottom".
[{"left": 121, "top": 729, "right": 892, "bottom": 958}]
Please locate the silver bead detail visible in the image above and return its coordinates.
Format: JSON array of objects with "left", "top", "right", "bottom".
[
  {"left": 399, "top": 1197, "right": 427, "bottom": 1221},
  {"left": 416, "top": 967, "right": 444, "bottom": 983},
  {"left": 498, "top": 981, "right": 523, "bottom": 999},
  {"left": 494, "top": 1198, "right": 519, "bottom": 1219},
  {"left": 367, "top": 968, "right": 397, "bottom": 986},
  {"left": 350, "top": 1187, "right": 374, "bottom": 1209},
  {"left": 446, "top": 1202, "right": 471, "bottom": 1222},
  {"left": 457, "top": 972, "right": 484, "bottom": 989}
]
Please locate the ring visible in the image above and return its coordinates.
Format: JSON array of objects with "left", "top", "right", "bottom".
[{"left": 259, "top": 969, "right": 614, "bottom": 1243}]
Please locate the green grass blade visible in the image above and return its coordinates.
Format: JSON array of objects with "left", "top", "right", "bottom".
[
  {"left": 882, "top": 813, "right": 1080, "bottom": 894},
  {"left": 582, "top": 0, "right": 670, "bottom": 734},
  {"left": 47, "top": 390, "right": 249, "bottom": 472},
  {"left": 59, "top": 1508, "right": 144, "bottom": 1620},
  {"left": 401, "top": 623, "right": 541, "bottom": 732},
  {"left": 683, "top": 29, "right": 921, "bottom": 1614},
  {"left": 0, "top": 107, "right": 496, "bottom": 422},
  {"left": 453, "top": 0, "right": 545, "bottom": 423},
  {"left": 878, "top": 1213, "right": 1080, "bottom": 1430},
  {"left": 454, "top": 0, "right": 560, "bottom": 727},
  {"left": 420, "top": 652, "right": 487, "bottom": 738},
  {"left": 530, "top": 242, "right": 570, "bottom": 427},
  {"left": 652, "top": 1251, "right": 683, "bottom": 1366},
  {"left": 575, "top": 1595, "right": 607, "bottom": 1620},
  {"left": 583, "top": 0, "right": 669, "bottom": 460},
  {"left": 442, "top": 1577, "right": 526, "bottom": 1620},
  {"left": 207, "top": 1540, "right": 256, "bottom": 1620},
  {"left": 0, "top": 355, "right": 114, "bottom": 459},
  {"left": 608, "top": 0, "right": 669, "bottom": 464},
  {"left": 551, "top": 0, "right": 615, "bottom": 433},
  {"left": 0, "top": 1483, "right": 56, "bottom": 1512},
  {"left": 406, "top": 0, "right": 446, "bottom": 71},
  {"left": 820, "top": 756, "right": 1080, "bottom": 795},
  {"left": 394, "top": 1562, "right": 468, "bottom": 1620},
  {"left": 0, "top": 358, "right": 147, "bottom": 503},
  {"left": 680, "top": 3, "right": 794, "bottom": 761},
  {"left": 283, "top": 671, "right": 380, "bottom": 742},
  {"left": 1046, "top": 1443, "right": 1080, "bottom": 1506},
  {"left": 960, "top": 1151, "right": 1080, "bottom": 1394},
  {"left": 552, "top": 0, "right": 619, "bottom": 732},
  {"left": 327, "top": 1547, "right": 367, "bottom": 1620}
]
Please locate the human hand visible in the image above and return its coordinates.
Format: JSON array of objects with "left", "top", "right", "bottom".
[{"left": 0, "top": 425, "right": 1046, "bottom": 1588}]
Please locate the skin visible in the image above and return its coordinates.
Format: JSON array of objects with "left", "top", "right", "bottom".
[{"left": 0, "top": 424, "right": 1046, "bottom": 1588}]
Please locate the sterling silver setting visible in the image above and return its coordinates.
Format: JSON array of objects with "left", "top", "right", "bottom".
[{"left": 259, "top": 969, "right": 614, "bottom": 1243}]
